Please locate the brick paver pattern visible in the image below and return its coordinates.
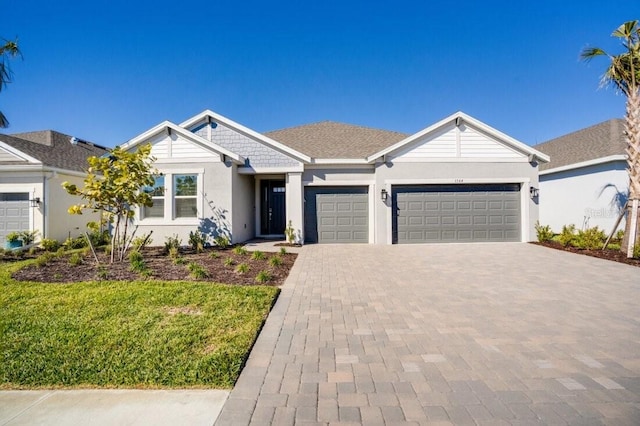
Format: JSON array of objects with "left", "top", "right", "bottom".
[{"left": 216, "top": 243, "right": 640, "bottom": 425}]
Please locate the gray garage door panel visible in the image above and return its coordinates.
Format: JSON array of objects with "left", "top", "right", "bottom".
[
  {"left": 305, "top": 187, "right": 369, "bottom": 244},
  {"left": 0, "top": 193, "right": 30, "bottom": 244},
  {"left": 393, "top": 184, "right": 521, "bottom": 243}
]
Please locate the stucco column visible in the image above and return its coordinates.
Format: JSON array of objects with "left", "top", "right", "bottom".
[{"left": 285, "top": 172, "right": 304, "bottom": 244}]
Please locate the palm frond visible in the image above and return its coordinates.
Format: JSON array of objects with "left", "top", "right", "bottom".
[{"left": 0, "top": 111, "right": 9, "bottom": 129}]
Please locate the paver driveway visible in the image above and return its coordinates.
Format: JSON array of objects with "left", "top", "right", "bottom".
[{"left": 216, "top": 243, "right": 640, "bottom": 425}]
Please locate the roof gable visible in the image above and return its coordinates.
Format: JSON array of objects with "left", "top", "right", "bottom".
[
  {"left": 120, "top": 121, "right": 244, "bottom": 164},
  {"left": 368, "top": 112, "right": 549, "bottom": 163},
  {"left": 533, "top": 119, "right": 626, "bottom": 171},
  {"left": 181, "top": 110, "right": 311, "bottom": 163}
]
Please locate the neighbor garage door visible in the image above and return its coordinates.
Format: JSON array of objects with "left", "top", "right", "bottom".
[
  {"left": 304, "top": 187, "right": 369, "bottom": 243},
  {"left": 0, "top": 193, "right": 30, "bottom": 244},
  {"left": 393, "top": 184, "right": 521, "bottom": 243}
]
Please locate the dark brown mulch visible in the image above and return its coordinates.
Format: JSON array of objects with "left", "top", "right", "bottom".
[
  {"left": 10, "top": 247, "right": 297, "bottom": 285},
  {"left": 532, "top": 241, "right": 640, "bottom": 268}
]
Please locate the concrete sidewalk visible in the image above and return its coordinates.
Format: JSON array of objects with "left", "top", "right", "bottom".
[{"left": 0, "top": 389, "right": 228, "bottom": 426}]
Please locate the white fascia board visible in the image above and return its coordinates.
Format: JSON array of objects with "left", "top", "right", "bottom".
[
  {"left": 539, "top": 155, "right": 627, "bottom": 176},
  {"left": 311, "top": 158, "right": 370, "bottom": 165},
  {"left": 120, "top": 121, "right": 245, "bottom": 164},
  {"left": 0, "top": 140, "right": 42, "bottom": 164},
  {"left": 366, "top": 111, "right": 550, "bottom": 163},
  {"left": 179, "top": 109, "right": 312, "bottom": 163},
  {"left": 237, "top": 165, "right": 305, "bottom": 175}
]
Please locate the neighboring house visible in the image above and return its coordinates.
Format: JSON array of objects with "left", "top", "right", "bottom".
[
  {"left": 534, "top": 119, "right": 628, "bottom": 234},
  {"left": 121, "top": 110, "right": 549, "bottom": 245},
  {"left": 0, "top": 131, "right": 109, "bottom": 245}
]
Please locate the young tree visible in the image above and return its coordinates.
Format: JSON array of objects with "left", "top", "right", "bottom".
[
  {"left": 63, "top": 144, "right": 157, "bottom": 263},
  {"left": 0, "top": 37, "right": 21, "bottom": 128},
  {"left": 582, "top": 21, "right": 640, "bottom": 256}
]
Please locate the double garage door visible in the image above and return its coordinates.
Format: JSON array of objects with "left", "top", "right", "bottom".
[
  {"left": 393, "top": 184, "right": 521, "bottom": 243},
  {"left": 0, "top": 193, "right": 30, "bottom": 244},
  {"left": 303, "top": 184, "right": 521, "bottom": 244}
]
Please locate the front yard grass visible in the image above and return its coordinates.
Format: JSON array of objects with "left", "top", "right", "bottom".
[{"left": 0, "top": 260, "right": 279, "bottom": 389}]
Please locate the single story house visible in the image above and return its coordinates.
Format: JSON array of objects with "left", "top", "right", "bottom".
[
  {"left": 121, "top": 110, "right": 549, "bottom": 245},
  {"left": 534, "top": 119, "right": 628, "bottom": 234},
  {"left": 0, "top": 130, "right": 108, "bottom": 245}
]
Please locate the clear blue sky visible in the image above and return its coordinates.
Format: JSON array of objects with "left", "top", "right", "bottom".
[{"left": 2, "top": 1, "right": 635, "bottom": 148}]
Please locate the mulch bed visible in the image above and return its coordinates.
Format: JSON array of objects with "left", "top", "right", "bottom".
[
  {"left": 10, "top": 247, "right": 297, "bottom": 285},
  {"left": 532, "top": 241, "right": 640, "bottom": 268}
]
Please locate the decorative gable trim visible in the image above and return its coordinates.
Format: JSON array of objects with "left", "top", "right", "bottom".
[
  {"left": 0, "top": 140, "right": 42, "bottom": 164},
  {"left": 180, "top": 110, "right": 311, "bottom": 163},
  {"left": 366, "top": 112, "right": 550, "bottom": 164},
  {"left": 120, "top": 121, "right": 245, "bottom": 164}
]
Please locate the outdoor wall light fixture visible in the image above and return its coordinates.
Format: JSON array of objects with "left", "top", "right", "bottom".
[
  {"left": 29, "top": 197, "right": 41, "bottom": 208},
  {"left": 381, "top": 188, "right": 388, "bottom": 202},
  {"left": 529, "top": 187, "right": 539, "bottom": 198}
]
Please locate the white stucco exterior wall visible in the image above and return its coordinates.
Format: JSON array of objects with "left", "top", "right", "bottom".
[{"left": 539, "top": 161, "right": 628, "bottom": 233}]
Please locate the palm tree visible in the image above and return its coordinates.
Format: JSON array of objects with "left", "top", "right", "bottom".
[
  {"left": 582, "top": 21, "right": 640, "bottom": 257},
  {"left": 0, "top": 38, "right": 21, "bottom": 128}
]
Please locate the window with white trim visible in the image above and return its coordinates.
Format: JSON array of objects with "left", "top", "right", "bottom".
[
  {"left": 143, "top": 176, "right": 165, "bottom": 218},
  {"left": 174, "top": 174, "right": 198, "bottom": 218}
]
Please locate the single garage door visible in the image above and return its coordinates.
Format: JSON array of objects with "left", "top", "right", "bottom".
[
  {"left": 0, "top": 193, "right": 30, "bottom": 244},
  {"left": 304, "top": 187, "right": 368, "bottom": 243},
  {"left": 393, "top": 184, "right": 521, "bottom": 243}
]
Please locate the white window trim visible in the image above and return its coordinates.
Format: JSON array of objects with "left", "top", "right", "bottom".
[{"left": 138, "top": 170, "right": 204, "bottom": 225}]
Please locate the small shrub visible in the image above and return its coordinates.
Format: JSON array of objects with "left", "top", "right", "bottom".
[
  {"left": 132, "top": 234, "right": 153, "bottom": 251},
  {"left": 575, "top": 226, "right": 606, "bottom": 250},
  {"left": 20, "top": 230, "right": 39, "bottom": 245},
  {"left": 35, "top": 252, "right": 55, "bottom": 268},
  {"left": 251, "top": 250, "right": 265, "bottom": 261},
  {"left": 96, "top": 266, "right": 109, "bottom": 280},
  {"left": 64, "top": 236, "right": 87, "bottom": 250},
  {"left": 164, "top": 234, "right": 182, "bottom": 255},
  {"left": 224, "top": 257, "right": 235, "bottom": 267},
  {"left": 255, "top": 270, "right": 272, "bottom": 284},
  {"left": 189, "top": 231, "right": 208, "bottom": 253},
  {"left": 214, "top": 235, "right": 230, "bottom": 249},
  {"left": 188, "top": 262, "right": 209, "bottom": 279},
  {"left": 284, "top": 221, "right": 295, "bottom": 244},
  {"left": 129, "top": 250, "right": 149, "bottom": 273},
  {"left": 633, "top": 244, "right": 640, "bottom": 259},
  {"left": 87, "top": 229, "right": 110, "bottom": 247},
  {"left": 269, "top": 255, "right": 282, "bottom": 267},
  {"left": 168, "top": 246, "right": 180, "bottom": 260},
  {"left": 28, "top": 247, "right": 38, "bottom": 256},
  {"left": 129, "top": 250, "right": 144, "bottom": 263},
  {"left": 558, "top": 224, "right": 577, "bottom": 247},
  {"left": 279, "top": 247, "right": 288, "bottom": 255},
  {"left": 41, "top": 238, "right": 60, "bottom": 252},
  {"left": 173, "top": 256, "right": 187, "bottom": 265},
  {"left": 235, "top": 263, "right": 249, "bottom": 274},
  {"left": 209, "top": 251, "right": 219, "bottom": 259},
  {"left": 56, "top": 247, "right": 65, "bottom": 256},
  {"left": 232, "top": 245, "right": 248, "bottom": 255},
  {"left": 615, "top": 229, "right": 625, "bottom": 242},
  {"left": 69, "top": 253, "right": 83, "bottom": 266},
  {"left": 534, "top": 221, "right": 554, "bottom": 243}
]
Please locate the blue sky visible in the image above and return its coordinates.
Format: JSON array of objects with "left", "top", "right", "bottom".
[{"left": 2, "top": 1, "right": 635, "bottom": 148}]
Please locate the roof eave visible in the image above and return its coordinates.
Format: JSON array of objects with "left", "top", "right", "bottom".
[{"left": 540, "top": 155, "right": 626, "bottom": 175}]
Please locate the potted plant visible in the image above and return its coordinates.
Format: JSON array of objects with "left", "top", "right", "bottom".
[{"left": 5, "top": 231, "right": 23, "bottom": 249}]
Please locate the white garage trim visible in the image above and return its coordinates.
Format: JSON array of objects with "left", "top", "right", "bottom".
[
  {"left": 383, "top": 178, "right": 532, "bottom": 244},
  {"left": 303, "top": 181, "right": 375, "bottom": 243}
]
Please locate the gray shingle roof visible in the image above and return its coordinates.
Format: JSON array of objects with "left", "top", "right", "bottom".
[
  {"left": 533, "top": 119, "right": 626, "bottom": 171},
  {"left": 265, "top": 121, "right": 408, "bottom": 159},
  {"left": 0, "top": 130, "right": 109, "bottom": 172}
]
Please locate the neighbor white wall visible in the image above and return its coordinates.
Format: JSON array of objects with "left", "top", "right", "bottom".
[{"left": 539, "top": 161, "right": 628, "bottom": 234}]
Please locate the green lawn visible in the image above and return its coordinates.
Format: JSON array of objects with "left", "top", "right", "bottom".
[{"left": 0, "top": 260, "right": 279, "bottom": 389}]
